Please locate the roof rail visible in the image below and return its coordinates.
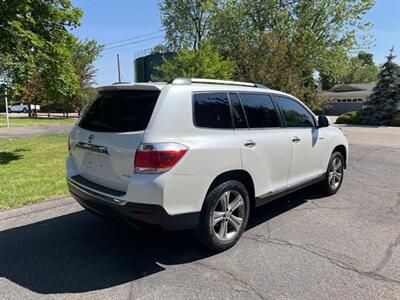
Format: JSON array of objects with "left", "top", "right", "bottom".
[{"left": 170, "top": 78, "right": 267, "bottom": 88}]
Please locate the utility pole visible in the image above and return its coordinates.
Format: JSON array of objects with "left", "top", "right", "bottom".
[
  {"left": 117, "top": 54, "right": 121, "bottom": 83},
  {"left": 4, "top": 85, "right": 9, "bottom": 128}
]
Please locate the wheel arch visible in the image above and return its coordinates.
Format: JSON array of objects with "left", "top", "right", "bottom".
[
  {"left": 332, "top": 145, "right": 347, "bottom": 168},
  {"left": 204, "top": 169, "right": 256, "bottom": 210}
]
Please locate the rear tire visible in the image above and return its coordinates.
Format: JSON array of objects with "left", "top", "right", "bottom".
[
  {"left": 318, "top": 152, "right": 344, "bottom": 196},
  {"left": 23, "top": 108, "right": 28, "bottom": 113},
  {"left": 194, "top": 180, "right": 250, "bottom": 252}
]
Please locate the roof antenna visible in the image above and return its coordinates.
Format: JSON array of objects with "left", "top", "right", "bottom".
[{"left": 117, "top": 54, "right": 122, "bottom": 83}]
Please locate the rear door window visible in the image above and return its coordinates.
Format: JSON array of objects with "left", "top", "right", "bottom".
[
  {"left": 238, "top": 93, "right": 280, "bottom": 128},
  {"left": 78, "top": 90, "right": 160, "bottom": 132},
  {"left": 193, "top": 93, "right": 232, "bottom": 129}
]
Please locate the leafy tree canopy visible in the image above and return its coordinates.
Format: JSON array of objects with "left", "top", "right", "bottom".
[
  {"left": 0, "top": 0, "right": 83, "bottom": 99},
  {"left": 19, "top": 38, "right": 103, "bottom": 113},
  {"left": 158, "top": 0, "right": 375, "bottom": 110},
  {"left": 159, "top": 0, "right": 216, "bottom": 51},
  {"left": 152, "top": 42, "right": 235, "bottom": 82},
  {"left": 320, "top": 52, "right": 378, "bottom": 90},
  {"left": 210, "top": 0, "right": 374, "bottom": 73}
]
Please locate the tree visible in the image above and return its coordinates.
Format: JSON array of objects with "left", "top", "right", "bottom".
[
  {"left": 320, "top": 52, "right": 378, "bottom": 90},
  {"left": 65, "top": 39, "right": 103, "bottom": 114},
  {"left": 152, "top": 44, "right": 169, "bottom": 54},
  {"left": 152, "top": 42, "right": 235, "bottom": 82},
  {"left": 211, "top": 0, "right": 374, "bottom": 68},
  {"left": 158, "top": 0, "right": 216, "bottom": 51},
  {"left": 235, "top": 32, "right": 327, "bottom": 111},
  {"left": 360, "top": 48, "right": 400, "bottom": 125},
  {"left": 0, "top": 0, "right": 83, "bottom": 100},
  {"left": 159, "top": 0, "right": 375, "bottom": 110},
  {"left": 358, "top": 51, "right": 374, "bottom": 65},
  {"left": 342, "top": 56, "right": 378, "bottom": 84},
  {"left": 19, "top": 71, "right": 48, "bottom": 112},
  {"left": 18, "top": 38, "right": 103, "bottom": 116}
]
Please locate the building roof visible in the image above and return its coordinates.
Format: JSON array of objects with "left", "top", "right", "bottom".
[{"left": 328, "top": 83, "right": 375, "bottom": 93}]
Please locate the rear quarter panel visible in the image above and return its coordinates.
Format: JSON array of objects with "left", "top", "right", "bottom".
[
  {"left": 142, "top": 85, "right": 242, "bottom": 213},
  {"left": 143, "top": 85, "right": 242, "bottom": 176}
]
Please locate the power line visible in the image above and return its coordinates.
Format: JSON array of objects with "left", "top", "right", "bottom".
[
  {"left": 103, "top": 35, "right": 164, "bottom": 51},
  {"left": 105, "top": 30, "right": 163, "bottom": 46},
  {"left": 101, "top": 41, "right": 162, "bottom": 58}
]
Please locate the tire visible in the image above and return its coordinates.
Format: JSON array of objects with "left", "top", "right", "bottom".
[
  {"left": 318, "top": 152, "right": 345, "bottom": 196},
  {"left": 23, "top": 108, "right": 28, "bottom": 113},
  {"left": 8, "top": 108, "right": 11, "bottom": 113},
  {"left": 194, "top": 180, "right": 250, "bottom": 252}
]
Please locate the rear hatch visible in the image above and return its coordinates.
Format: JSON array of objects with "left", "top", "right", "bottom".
[{"left": 69, "top": 87, "right": 161, "bottom": 192}]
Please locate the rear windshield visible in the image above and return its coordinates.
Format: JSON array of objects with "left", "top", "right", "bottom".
[{"left": 78, "top": 90, "right": 160, "bottom": 132}]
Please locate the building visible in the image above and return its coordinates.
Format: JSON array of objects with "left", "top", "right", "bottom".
[{"left": 321, "top": 83, "right": 375, "bottom": 115}]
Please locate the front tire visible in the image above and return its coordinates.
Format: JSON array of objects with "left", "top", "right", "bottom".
[
  {"left": 194, "top": 180, "right": 250, "bottom": 252},
  {"left": 319, "top": 152, "right": 344, "bottom": 196}
]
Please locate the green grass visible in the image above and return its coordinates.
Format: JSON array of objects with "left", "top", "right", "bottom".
[
  {"left": 0, "top": 134, "right": 69, "bottom": 209},
  {"left": 0, "top": 114, "right": 76, "bottom": 127}
]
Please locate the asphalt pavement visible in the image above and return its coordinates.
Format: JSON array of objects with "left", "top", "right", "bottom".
[
  {"left": 0, "top": 129, "right": 399, "bottom": 299},
  {"left": 0, "top": 125, "right": 73, "bottom": 138}
]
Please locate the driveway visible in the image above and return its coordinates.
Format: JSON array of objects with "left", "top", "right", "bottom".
[
  {"left": 0, "top": 125, "right": 73, "bottom": 137},
  {"left": 336, "top": 125, "right": 400, "bottom": 147},
  {"left": 0, "top": 129, "right": 399, "bottom": 299}
]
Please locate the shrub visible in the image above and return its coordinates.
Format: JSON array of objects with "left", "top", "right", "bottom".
[
  {"left": 391, "top": 117, "right": 400, "bottom": 127},
  {"left": 335, "top": 111, "right": 360, "bottom": 124}
]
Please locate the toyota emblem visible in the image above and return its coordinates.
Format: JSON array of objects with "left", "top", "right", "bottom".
[{"left": 88, "top": 134, "right": 94, "bottom": 144}]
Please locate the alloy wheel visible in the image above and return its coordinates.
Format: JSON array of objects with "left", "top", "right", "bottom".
[
  {"left": 212, "top": 190, "right": 245, "bottom": 241},
  {"left": 328, "top": 157, "right": 343, "bottom": 189}
]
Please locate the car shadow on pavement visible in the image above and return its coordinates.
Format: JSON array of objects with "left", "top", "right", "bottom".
[
  {"left": 0, "top": 187, "right": 318, "bottom": 295},
  {"left": 247, "top": 186, "right": 318, "bottom": 230}
]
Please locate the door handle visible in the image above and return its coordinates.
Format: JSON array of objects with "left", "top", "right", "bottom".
[
  {"left": 292, "top": 136, "right": 301, "bottom": 143},
  {"left": 244, "top": 140, "right": 256, "bottom": 148}
]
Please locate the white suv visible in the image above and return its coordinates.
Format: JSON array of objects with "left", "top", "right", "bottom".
[{"left": 67, "top": 78, "right": 348, "bottom": 251}]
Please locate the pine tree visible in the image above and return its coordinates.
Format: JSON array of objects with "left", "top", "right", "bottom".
[{"left": 361, "top": 48, "right": 400, "bottom": 125}]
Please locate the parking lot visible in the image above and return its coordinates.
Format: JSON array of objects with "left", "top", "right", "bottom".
[{"left": 0, "top": 127, "right": 399, "bottom": 299}]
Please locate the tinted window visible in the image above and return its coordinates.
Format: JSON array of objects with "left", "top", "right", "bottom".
[
  {"left": 78, "top": 90, "right": 160, "bottom": 132},
  {"left": 193, "top": 93, "right": 232, "bottom": 129},
  {"left": 276, "top": 96, "right": 315, "bottom": 127},
  {"left": 229, "top": 93, "right": 247, "bottom": 128},
  {"left": 239, "top": 93, "right": 280, "bottom": 128}
]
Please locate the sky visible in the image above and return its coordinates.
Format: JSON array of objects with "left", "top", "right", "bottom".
[{"left": 71, "top": 0, "right": 400, "bottom": 86}]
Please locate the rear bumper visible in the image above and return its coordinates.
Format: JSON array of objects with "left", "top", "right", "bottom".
[{"left": 67, "top": 178, "right": 200, "bottom": 231}]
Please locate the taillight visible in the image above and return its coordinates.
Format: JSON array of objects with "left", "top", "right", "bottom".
[{"left": 134, "top": 143, "right": 188, "bottom": 174}]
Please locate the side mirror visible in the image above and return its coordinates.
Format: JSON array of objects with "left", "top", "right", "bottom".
[{"left": 318, "top": 115, "right": 330, "bottom": 128}]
